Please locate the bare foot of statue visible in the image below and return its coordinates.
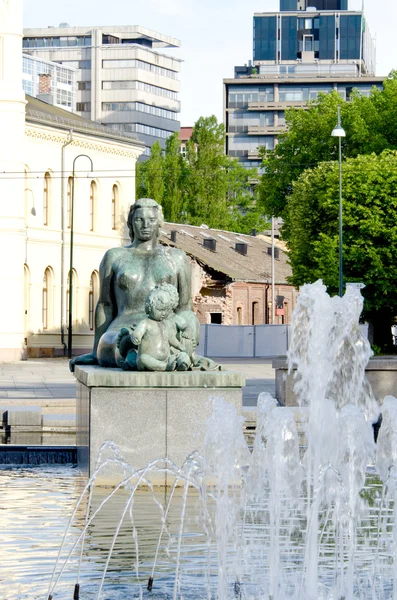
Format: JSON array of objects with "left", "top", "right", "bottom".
[
  {"left": 116, "top": 327, "right": 135, "bottom": 358},
  {"left": 69, "top": 353, "right": 98, "bottom": 373}
]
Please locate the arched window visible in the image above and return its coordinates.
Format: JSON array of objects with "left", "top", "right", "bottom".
[
  {"left": 252, "top": 301, "right": 259, "bottom": 325},
  {"left": 237, "top": 306, "right": 243, "bottom": 325},
  {"left": 24, "top": 264, "right": 30, "bottom": 334},
  {"left": 89, "top": 180, "right": 97, "bottom": 231},
  {"left": 43, "top": 172, "right": 51, "bottom": 226},
  {"left": 89, "top": 271, "right": 99, "bottom": 330},
  {"left": 111, "top": 184, "right": 118, "bottom": 230},
  {"left": 42, "top": 267, "right": 52, "bottom": 330},
  {"left": 67, "top": 176, "right": 73, "bottom": 228},
  {"left": 66, "top": 269, "right": 78, "bottom": 327}
]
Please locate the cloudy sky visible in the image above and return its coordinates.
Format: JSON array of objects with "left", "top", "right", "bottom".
[{"left": 24, "top": 0, "right": 397, "bottom": 126}]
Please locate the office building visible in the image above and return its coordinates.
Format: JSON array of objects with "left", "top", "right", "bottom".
[
  {"left": 23, "top": 25, "right": 181, "bottom": 156},
  {"left": 22, "top": 53, "right": 77, "bottom": 111},
  {"left": 224, "top": 0, "right": 383, "bottom": 170}
]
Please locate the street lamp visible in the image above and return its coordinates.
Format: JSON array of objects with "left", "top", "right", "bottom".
[
  {"left": 331, "top": 106, "right": 346, "bottom": 297},
  {"left": 68, "top": 154, "right": 94, "bottom": 359}
]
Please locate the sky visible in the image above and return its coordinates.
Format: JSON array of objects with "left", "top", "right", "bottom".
[{"left": 23, "top": 0, "right": 397, "bottom": 127}]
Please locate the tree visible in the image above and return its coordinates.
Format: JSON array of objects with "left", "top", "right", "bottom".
[
  {"left": 184, "top": 116, "right": 230, "bottom": 228},
  {"left": 146, "top": 141, "right": 164, "bottom": 205},
  {"left": 163, "top": 132, "right": 184, "bottom": 222},
  {"left": 258, "top": 74, "right": 397, "bottom": 223},
  {"left": 287, "top": 151, "right": 397, "bottom": 350}
]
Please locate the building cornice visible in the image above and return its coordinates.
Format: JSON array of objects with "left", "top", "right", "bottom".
[{"left": 25, "top": 125, "right": 142, "bottom": 159}]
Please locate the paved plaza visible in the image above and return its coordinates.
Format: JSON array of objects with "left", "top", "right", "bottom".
[{"left": 0, "top": 357, "right": 275, "bottom": 425}]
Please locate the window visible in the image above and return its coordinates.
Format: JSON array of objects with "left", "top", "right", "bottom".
[
  {"left": 111, "top": 185, "right": 118, "bottom": 230},
  {"left": 101, "top": 80, "right": 178, "bottom": 100},
  {"left": 304, "top": 19, "right": 313, "bottom": 30},
  {"left": 76, "top": 102, "right": 91, "bottom": 112},
  {"left": 210, "top": 313, "right": 222, "bottom": 324},
  {"left": 237, "top": 307, "right": 243, "bottom": 325},
  {"left": 89, "top": 271, "right": 99, "bottom": 330},
  {"left": 90, "top": 181, "right": 96, "bottom": 231},
  {"left": 43, "top": 172, "right": 50, "bottom": 225},
  {"left": 252, "top": 302, "right": 260, "bottom": 325},
  {"left": 105, "top": 122, "right": 174, "bottom": 140},
  {"left": 67, "top": 177, "right": 73, "bottom": 228},
  {"left": 42, "top": 268, "right": 52, "bottom": 330},
  {"left": 304, "top": 35, "right": 314, "bottom": 52},
  {"left": 78, "top": 81, "right": 91, "bottom": 90},
  {"left": 101, "top": 59, "right": 178, "bottom": 79}
]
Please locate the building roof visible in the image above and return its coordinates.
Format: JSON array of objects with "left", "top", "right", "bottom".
[
  {"left": 25, "top": 95, "right": 145, "bottom": 148},
  {"left": 160, "top": 223, "right": 292, "bottom": 284},
  {"left": 179, "top": 127, "right": 193, "bottom": 141},
  {"left": 23, "top": 25, "right": 181, "bottom": 49}
]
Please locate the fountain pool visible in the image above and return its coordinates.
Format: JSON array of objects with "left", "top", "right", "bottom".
[{"left": 4, "top": 281, "right": 397, "bottom": 600}]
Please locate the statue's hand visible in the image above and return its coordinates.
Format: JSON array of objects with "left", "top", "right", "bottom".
[{"left": 69, "top": 353, "right": 98, "bottom": 373}]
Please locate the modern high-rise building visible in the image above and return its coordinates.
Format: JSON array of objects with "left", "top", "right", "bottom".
[
  {"left": 23, "top": 25, "right": 181, "bottom": 157},
  {"left": 224, "top": 0, "right": 383, "bottom": 170}
]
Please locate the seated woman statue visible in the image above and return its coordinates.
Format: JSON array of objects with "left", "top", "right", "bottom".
[{"left": 69, "top": 198, "right": 218, "bottom": 372}]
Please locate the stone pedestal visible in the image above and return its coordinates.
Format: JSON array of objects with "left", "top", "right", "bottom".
[{"left": 74, "top": 366, "right": 245, "bottom": 486}]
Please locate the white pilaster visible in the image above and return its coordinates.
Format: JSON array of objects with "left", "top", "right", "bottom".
[{"left": 0, "top": 0, "right": 27, "bottom": 360}]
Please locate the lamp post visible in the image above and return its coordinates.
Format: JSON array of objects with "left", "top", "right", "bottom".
[
  {"left": 68, "top": 154, "right": 94, "bottom": 359},
  {"left": 331, "top": 106, "right": 346, "bottom": 297}
]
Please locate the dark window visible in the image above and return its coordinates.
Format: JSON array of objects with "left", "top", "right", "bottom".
[
  {"left": 318, "top": 15, "right": 336, "bottom": 60},
  {"left": 210, "top": 313, "right": 222, "bottom": 324},
  {"left": 280, "top": 0, "right": 297, "bottom": 9},
  {"left": 254, "top": 16, "right": 277, "bottom": 61},
  {"left": 339, "top": 15, "right": 361, "bottom": 60},
  {"left": 281, "top": 16, "right": 298, "bottom": 61},
  {"left": 78, "top": 81, "right": 91, "bottom": 90}
]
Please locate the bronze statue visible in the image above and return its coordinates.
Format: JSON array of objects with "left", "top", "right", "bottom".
[{"left": 70, "top": 198, "right": 219, "bottom": 372}]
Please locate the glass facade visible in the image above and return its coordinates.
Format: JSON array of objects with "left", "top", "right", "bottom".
[
  {"left": 102, "top": 101, "right": 178, "bottom": 120},
  {"left": 340, "top": 15, "right": 361, "bottom": 60},
  {"left": 228, "top": 86, "right": 274, "bottom": 108},
  {"left": 102, "top": 80, "right": 178, "bottom": 100},
  {"left": 228, "top": 136, "right": 274, "bottom": 158},
  {"left": 279, "top": 83, "right": 333, "bottom": 101},
  {"left": 228, "top": 111, "right": 274, "bottom": 133},
  {"left": 318, "top": 15, "right": 336, "bottom": 59},
  {"left": 106, "top": 123, "right": 174, "bottom": 139},
  {"left": 253, "top": 17, "right": 277, "bottom": 61},
  {"left": 280, "top": 0, "right": 347, "bottom": 8},
  {"left": 282, "top": 16, "right": 298, "bottom": 61},
  {"left": 23, "top": 36, "right": 91, "bottom": 48},
  {"left": 102, "top": 59, "right": 178, "bottom": 79},
  {"left": 22, "top": 54, "right": 76, "bottom": 110}
]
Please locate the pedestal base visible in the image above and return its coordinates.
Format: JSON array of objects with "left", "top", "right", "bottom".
[{"left": 75, "top": 366, "right": 245, "bottom": 486}]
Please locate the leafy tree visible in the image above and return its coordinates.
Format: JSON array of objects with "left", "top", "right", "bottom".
[
  {"left": 258, "top": 74, "right": 397, "bottom": 222},
  {"left": 287, "top": 151, "right": 397, "bottom": 350},
  {"left": 146, "top": 141, "right": 164, "bottom": 205},
  {"left": 135, "top": 115, "right": 266, "bottom": 232},
  {"left": 184, "top": 116, "right": 230, "bottom": 228},
  {"left": 163, "top": 132, "right": 184, "bottom": 222}
]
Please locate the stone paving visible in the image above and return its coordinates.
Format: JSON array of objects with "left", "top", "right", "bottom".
[{"left": 0, "top": 357, "right": 275, "bottom": 425}]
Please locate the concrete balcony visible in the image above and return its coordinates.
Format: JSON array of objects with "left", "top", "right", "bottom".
[
  {"left": 247, "top": 149, "right": 261, "bottom": 160},
  {"left": 247, "top": 124, "right": 285, "bottom": 135},
  {"left": 248, "top": 100, "right": 308, "bottom": 111}
]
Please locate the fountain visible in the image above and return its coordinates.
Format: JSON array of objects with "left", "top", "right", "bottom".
[{"left": 45, "top": 280, "right": 397, "bottom": 600}]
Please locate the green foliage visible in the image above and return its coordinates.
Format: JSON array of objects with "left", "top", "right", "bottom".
[
  {"left": 287, "top": 151, "right": 397, "bottom": 347},
  {"left": 258, "top": 74, "right": 397, "bottom": 221},
  {"left": 135, "top": 115, "right": 266, "bottom": 233},
  {"left": 146, "top": 141, "right": 164, "bottom": 205}
]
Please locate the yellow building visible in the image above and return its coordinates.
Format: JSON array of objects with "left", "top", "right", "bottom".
[{"left": 0, "top": 1, "right": 143, "bottom": 360}]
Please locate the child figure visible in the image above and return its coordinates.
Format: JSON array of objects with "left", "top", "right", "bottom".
[{"left": 119, "top": 283, "right": 191, "bottom": 371}]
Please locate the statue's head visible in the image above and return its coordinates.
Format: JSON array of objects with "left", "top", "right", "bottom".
[
  {"left": 145, "top": 283, "right": 179, "bottom": 321},
  {"left": 127, "top": 198, "right": 164, "bottom": 243}
]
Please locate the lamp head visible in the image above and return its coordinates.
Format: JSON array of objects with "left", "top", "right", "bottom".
[{"left": 331, "top": 124, "right": 346, "bottom": 138}]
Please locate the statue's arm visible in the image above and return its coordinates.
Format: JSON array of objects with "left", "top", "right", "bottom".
[
  {"left": 69, "top": 250, "right": 117, "bottom": 372},
  {"left": 175, "top": 251, "right": 194, "bottom": 312}
]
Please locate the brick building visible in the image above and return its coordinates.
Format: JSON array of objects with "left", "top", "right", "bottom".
[{"left": 160, "top": 223, "right": 297, "bottom": 325}]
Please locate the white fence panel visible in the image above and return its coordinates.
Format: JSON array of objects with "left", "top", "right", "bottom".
[
  {"left": 206, "top": 325, "right": 255, "bottom": 358},
  {"left": 254, "top": 325, "right": 289, "bottom": 357},
  {"left": 196, "top": 324, "right": 206, "bottom": 356}
]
